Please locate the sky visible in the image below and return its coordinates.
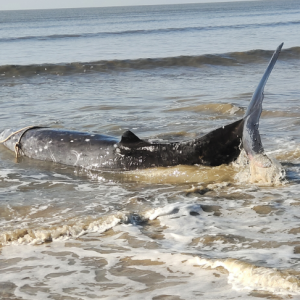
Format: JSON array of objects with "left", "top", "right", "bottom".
[{"left": 1, "top": 0, "right": 253, "bottom": 11}]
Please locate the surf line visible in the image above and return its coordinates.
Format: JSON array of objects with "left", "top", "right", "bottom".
[{"left": 0, "top": 44, "right": 284, "bottom": 181}]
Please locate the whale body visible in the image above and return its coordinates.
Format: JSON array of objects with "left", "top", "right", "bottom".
[{"left": 0, "top": 43, "right": 283, "bottom": 171}]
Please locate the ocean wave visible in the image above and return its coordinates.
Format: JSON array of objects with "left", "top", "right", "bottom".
[
  {"left": 166, "top": 102, "right": 244, "bottom": 115},
  {"left": 0, "top": 203, "right": 199, "bottom": 246},
  {"left": 0, "top": 212, "right": 131, "bottom": 245},
  {"left": 2, "top": 201, "right": 300, "bottom": 295},
  {"left": 1, "top": 46, "right": 299, "bottom": 78},
  {"left": 1, "top": 20, "right": 300, "bottom": 43},
  {"left": 197, "top": 257, "right": 300, "bottom": 295}
]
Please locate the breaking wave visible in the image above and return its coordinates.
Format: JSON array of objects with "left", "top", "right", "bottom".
[
  {"left": 0, "top": 211, "right": 137, "bottom": 246},
  {"left": 1, "top": 46, "right": 299, "bottom": 78},
  {"left": 2, "top": 201, "right": 300, "bottom": 296},
  {"left": 197, "top": 257, "right": 300, "bottom": 295},
  {"left": 0, "top": 203, "right": 199, "bottom": 246}
]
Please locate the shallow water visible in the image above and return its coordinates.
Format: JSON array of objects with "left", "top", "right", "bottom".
[{"left": 1, "top": 1, "right": 300, "bottom": 299}]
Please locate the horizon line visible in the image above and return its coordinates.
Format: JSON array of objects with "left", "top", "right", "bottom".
[{"left": 0, "top": 0, "right": 259, "bottom": 12}]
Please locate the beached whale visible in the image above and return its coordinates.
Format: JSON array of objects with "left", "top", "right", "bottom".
[{"left": 0, "top": 43, "right": 283, "bottom": 171}]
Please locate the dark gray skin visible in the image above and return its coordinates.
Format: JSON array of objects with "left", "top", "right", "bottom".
[
  {"left": 0, "top": 120, "right": 243, "bottom": 170},
  {"left": 0, "top": 43, "right": 283, "bottom": 171}
]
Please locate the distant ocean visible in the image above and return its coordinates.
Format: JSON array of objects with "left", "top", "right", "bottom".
[{"left": 1, "top": 1, "right": 300, "bottom": 299}]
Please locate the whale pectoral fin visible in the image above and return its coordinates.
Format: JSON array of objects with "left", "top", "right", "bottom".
[{"left": 242, "top": 43, "right": 283, "bottom": 158}]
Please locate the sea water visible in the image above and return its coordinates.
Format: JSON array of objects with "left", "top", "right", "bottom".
[{"left": 1, "top": 1, "right": 300, "bottom": 299}]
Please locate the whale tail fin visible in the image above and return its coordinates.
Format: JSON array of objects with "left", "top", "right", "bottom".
[
  {"left": 195, "top": 118, "right": 244, "bottom": 166},
  {"left": 242, "top": 43, "right": 283, "bottom": 159},
  {"left": 194, "top": 43, "right": 283, "bottom": 169}
]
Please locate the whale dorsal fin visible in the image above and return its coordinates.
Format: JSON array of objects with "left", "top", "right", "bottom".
[
  {"left": 121, "top": 130, "right": 142, "bottom": 143},
  {"left": 120, "top": 130, "right": 151, "bottom": 147}
]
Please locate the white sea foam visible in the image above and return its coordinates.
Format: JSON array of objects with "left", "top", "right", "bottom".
[
  {"left": 197, "top": 257, "right": 300, "bottom": 295},
  {"left": 233, "top": 149, "right": 286, "bottom": 185},
  {"left": 0, "top": 212, "right": 130, "bottom": 246},
  {"left": 1, "top": 187, "right": 300, "bottom": 298}
]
